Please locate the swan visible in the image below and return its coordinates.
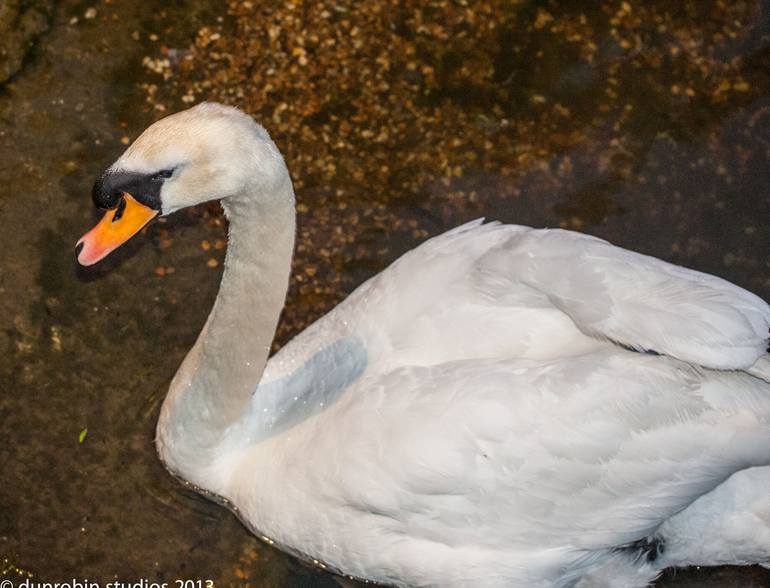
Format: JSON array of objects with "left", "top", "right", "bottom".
[{"left": 75, "top": 102, "right": 770, "bottom": 588}]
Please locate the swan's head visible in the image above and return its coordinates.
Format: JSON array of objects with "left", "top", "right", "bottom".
[{"left": 76, "top": 102, "right": 287, "bottom": 266}]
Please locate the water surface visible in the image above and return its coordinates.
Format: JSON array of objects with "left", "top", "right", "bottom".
[{"left": 1, "top": 1, "right": 769, "bottom": 586}]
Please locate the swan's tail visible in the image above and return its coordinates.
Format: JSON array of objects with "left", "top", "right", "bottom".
[
  {"left": 573, "top": 552, "right": 660, "bottom": 588},
  {"left": 656, "top": 467, "right": 770, "bottom": 569}
]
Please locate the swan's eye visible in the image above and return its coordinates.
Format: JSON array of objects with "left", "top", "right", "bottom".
[{"left": 152, "top": 169, "right": 175, "bottom": 181}]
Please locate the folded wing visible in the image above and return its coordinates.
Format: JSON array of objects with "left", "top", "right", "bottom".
[{"left": 478, "top": 227, "right": 770, "bottom": 371}]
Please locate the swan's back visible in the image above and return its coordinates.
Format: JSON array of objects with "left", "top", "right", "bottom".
[{"left": 263, "top": 220, "right": 770, "bottom": 380}]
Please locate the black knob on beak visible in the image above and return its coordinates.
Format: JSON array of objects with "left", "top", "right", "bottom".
[
  {"left": 90, "top": 169, "right": 165, "bottom": 212},
  {"left": 92, "top": 172, "right": 123, "bottom": 210}
]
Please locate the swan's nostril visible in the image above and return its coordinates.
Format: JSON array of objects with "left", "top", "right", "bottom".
[{"left": 112, "top": 196, "right": 127, "bottom": 222}]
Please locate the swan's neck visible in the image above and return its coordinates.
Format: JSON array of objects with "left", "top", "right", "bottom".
[{"left": 157, "top": 176, "right": 295, "bottom": 480}]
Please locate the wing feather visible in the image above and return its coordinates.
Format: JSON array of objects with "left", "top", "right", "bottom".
[
  {"left": 326, "top": 351, "right": 770, "bottom": 552},
  {"left": 478, "top": 227, "right": 770, "bottom": 370}
]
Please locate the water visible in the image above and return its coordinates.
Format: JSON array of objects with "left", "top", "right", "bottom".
[{"left": 1, "top": 0, "right": 769, "bottom": 586}]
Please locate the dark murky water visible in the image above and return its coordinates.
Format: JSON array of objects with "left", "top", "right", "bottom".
[{"left": 1, "top": 1, "right": 770, "bottom": 586}]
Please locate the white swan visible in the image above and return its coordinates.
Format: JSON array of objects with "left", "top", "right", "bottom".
[{"left": 76, "top": 102, "right": 770, "bottom": 588}]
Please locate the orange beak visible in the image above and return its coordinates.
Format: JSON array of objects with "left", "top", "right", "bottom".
[{"left": 76, "top": 193, "right": 159, "bottom": 266}]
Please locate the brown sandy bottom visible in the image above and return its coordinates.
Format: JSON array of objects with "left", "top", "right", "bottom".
[{"left": 1, "top": 0, "right": 769, "bottom": 586}]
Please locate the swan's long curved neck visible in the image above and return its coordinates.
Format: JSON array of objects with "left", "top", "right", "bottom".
[{"left": 156, "top": 174, "right": 295, "bottom": 481}]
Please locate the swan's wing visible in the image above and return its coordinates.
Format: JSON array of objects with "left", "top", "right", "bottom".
[
  {"left": 266, "top": 220, "right": 769, "bottom": 384},
  {"left": 264, "top": 220, "right": 583, "bottom": 379},
  {"left": 320, "top": 351, "right": 770, "bottom": 554},
  {"left": 353, "top": 221, "right": 770, "bottom": 371},
  {"left": 478, "top": 227, "right": 770, "bottom": 371}
]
